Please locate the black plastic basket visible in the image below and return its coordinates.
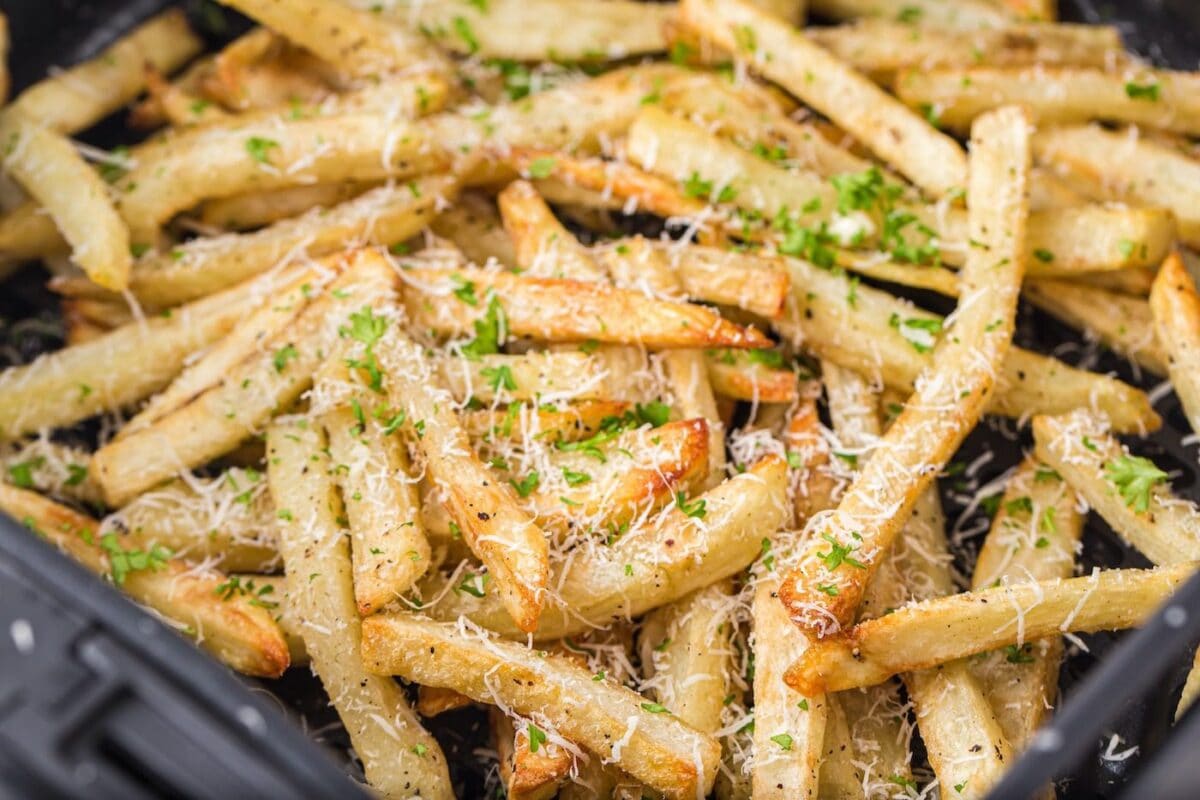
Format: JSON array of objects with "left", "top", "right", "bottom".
[{"left": 1, "top": 1, "right": 1199, "bottom": 797}]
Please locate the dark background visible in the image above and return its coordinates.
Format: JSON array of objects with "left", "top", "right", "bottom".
[{"left": 1, "top": 1, "right": 1199, "bottom": 797}]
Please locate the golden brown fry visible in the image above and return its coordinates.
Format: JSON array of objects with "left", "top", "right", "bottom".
[
  {"left": 491, "top": 708, "right": 573, "bottom": 800},
  {"left": 969, "top": 458, "right": 1084, "bottom": 753},
  {"left": 462, "top": 401, "right": 631, "bottom": 444},
  {"left": 401, "top": 266, "right": 771, "bottom": 350},
  {"left": 116, "top": 113, "right": 450, "bottom": 243},
  {"left": 390, "top": 0, "right": 672, "bottom": 61},
  {"left": 91, "top": 251, "right": 391, "bottom": 506},
  {"left": 266, "top": 417, "right": 452, "bottom": 798},
  {"left": 0, "top": 202, "right": 66, "bottom": 267},
  {"left": 680, "top": 0, "right": 969, "bottom": 198},
  {"left": 1033, "top": 410, "right": 1200, "bottom": 565},
  {"left": 499, "top": 180, "right": 606, "bottom": 281},
  {"left": 809, "top": 21, "right": 1121, "bottom": 81},
  {"left": 784, "top": 563, "right": 1196, "bottom": 694},
  {"left": 1025, "top": 278, "right": 1168, "bottom": 375},
  {"left": 9, "top": 9, "right": 202, "bottom": 134},
  {"left": 376, "top": 323, "right": 549, "bottom": 634},
  {"left": 0, "top": 483, "right": 288, "bottom": 677},
  {"left": 217, "top": 0, "right": 438, "bottom": 78},
  {"left": 361, "top": 614, "right": 721, "bottom": 800},
  {"left": 417, "top": 685, "right": 474, "bottom": 718},
  {"left": 59, "top": 175, "right": 456, "bottom": 309},
  {"left": 779, "top": 107, "right": 1032, "bottom": 637},
  {"left": 424, "top": 456, "right": 789, "bottom": 641},
  {"left": 431, "top": 192, "right": 518, "bottom": 269},
  {"left": 0, "top": 266, "right": 310, "bottom": 439},
  {"left": 198, "top": 181, "right": 379, "bottom": 231},
  {"left": 705, "top": 350, "right": 798, "bottom": 403},
  {"left": 897, "top": 66, "right": 1200, "bottom": 135},
  {"left": 1035, "top": 124, "right": 1200, "bottom": 249},
  {"left": 0, "top": 112, "right": 131, "bottom": 290},
  {"left": 1151, "top": 252, "right": 1200, "bottom": 434}
]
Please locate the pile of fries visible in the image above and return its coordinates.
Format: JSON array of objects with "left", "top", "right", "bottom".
[{"left": 2, "top": 0, "right": 1200, "bottom": 796}]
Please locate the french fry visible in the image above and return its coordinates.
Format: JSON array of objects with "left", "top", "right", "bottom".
[
  {"left": 779, "top": 107, "right": 1032, "bottom": 637},
  {"left": 103, "top": 468, "right": 279, "bottom": 573},
  {"left": 679, "top": 0, "right": 969, "bottom": 198},
  {"left": 386, "top": 0, "right": 672, "bottom": 61},
  {"left": 91, "top": 251, "right": 393, "bottom": 506},
  {"left": 490, "top": 707, "right": 573, "bottom": 800},
  {"left": 266, "top": 418, "right": 452, "bottom": 799},
  {"left": 1151, "top": 253, "right": 1200, "bottom": 434},
  {"left": 969, "top": 458, "right": 1084, "bottom": 754},
  {"left": 650, "top": 243, "right": 790, "bottom": 320},
  {"left": 116, "top": 113, "right": 451, "bottom": 243},
  {"left": 809, "top": 21, "right": 1122, "bottom": 81},
  {"left": 438, "top": 351, "right": 616, "bottom": 404},
  {"left": 0, "top": 266, "right": 307, "bottom": 438},
  {"left": 375, "top": 322, "right": 549, "bottom": 634},
  {"left": 424, "top": 455, "right": 789, "bottom": 641},
  {"left": 0, "top": 201, "right": 67, "bottom": 267},
  {"left": 705, "top": 350, "right": 798, "bottom": 403},
  {"left": 507, "top": 148, "right": 709, "bottom": 223},
  {"left": 806, "top": 0, "right": 1012, "bottom": 27},
  {"left": 772, "top": 249, "right": 1160, "bottom": 432},
  {"left": 1018, "top": 204, "right": 1176, "bottom": 274},
  {"left": 120, "top": 268, "right": 322, "bottom": 434},
  {"left": 431, "top": 191, "right": 519, "bottom": 269},
  {"left": 462, "top": 401, "right": 632, "bottom": 445},
  {"left": 9, "top": 9, "right": 202, "bottom": 134},
  {"left": 0, "top": 439, "right": 102, "bottom": 507},
  {"left": 318, "top": 359, "right": 431, "bottom": 615},
  {"left": 784, "top": 562, "right": 1197, "bottom": 694},
  {"left": 499, "top": 180, "right": 608, "bottom": 280},
  {"left": 1024, "top": 279, "right": 1168, "bottom": 375},
  {"left": 0, "top": 112, "right": 131, "bottom": 290},
  {"left": 750, "top": 392, "right": 835, "bottom": 800},
  {"left": 1034, "top": 124, "right": 1200, "bottom": 248},
  {"left": 896, "top": 66, "right": 1200, "bottom": 135},
  {"left": 0, "top": 483, "right": 288, "bottom": 677},
  {"left": 128, "top": 54, "right": 216, "bottom": 129},
  {"left": 401, "top": 266, "right": 772, "bottom": 350},
  {"left": 217, "top": 0, "right": 439, "bottom": 78},
  {"left": 417, "top": 685, "right": 474, "bottom": 718},
  {"left": 361, "top": 614, "right": 722, "bottom": 800},
  {"left": 1076, "top": 266, "right": 1157, "bottom": 297},
  {"left": 199, "top": 181, "right": 380, "bottom": 231},
  {"left": 1033, "top": 410, "right": 1200, "bottom": 565},
  {"left": 227, "top": 574, "right": 306, "bottom": 666},
  {"left": 639, "top": 580, "right": 735, "bottom": 734},
  {"left": 58, "top": 175, "right": 456, "bottom": 309},
  {"left": 142, "top": 66, "right": 231, "bottom": 128}
]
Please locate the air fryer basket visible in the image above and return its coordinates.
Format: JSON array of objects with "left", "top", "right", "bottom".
[{"left": 2, "top": 1, "right": 1199, "bottom": 797}]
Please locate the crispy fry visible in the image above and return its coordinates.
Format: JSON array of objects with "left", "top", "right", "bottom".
[
  {"left": 1025, "top": 278, "right": 1168, "bottom": 375},
  {"left": 772, "top": 248, "right": 1159, "bottom": 432},
  {"left": 439, "top": 351, "right": 615, "bottom": 404},
  {"left": 103, "top": 468, "right": 279, "bottom": 573},
  {"left": 969, "top": 458, "right": 1084, "bottom": 753},
  {"left": 266, "top": 417, "right": 452, "bottom": 798},
  {"left": 1151, "top": 252, "right": 1200, "bottom": 434},
  {"left": 705, "top": 350, "right": 798, "bottom": 403},
  {"left": 58, "top": 175, "right": 456, "bottom": 309},
  {"left": 680, "top": 0, "right": 969, "bottom": 198},
  {"left": 401, "top": 266, "right": 771, "bottom": 349},
  {"left": 1035, "top": 124, "right": 1200, "bottom": 249},
  {"left": 0, "top": 483, "right": 288, "bottom": 677},
  {"left": 784, "top": 563, "right": 1196, "bottom": 694},
  {"left": 462, "top": 401, "right": 631, "bottom": 444},
  {"left": 1033, "top": 410, "right": 1200, "bottom": 565},
  {"left": 9, "top": 10, "right": 202, "bottom": 134},
  {"left": 388, "top": 0, "right": 672, "bottom": 61},
  {"left": 779, "top": 107, "right": 1032, "bottom": 637},
  {"left": 218, "top": 0, "right": 439, "bottom": 78},
  {"left": 499, "top": 180, "right": 607, "bottom": 281},
  {"left": 91, "top": 251, "right": 392, "bottom": 506},
  {"left": 417, "top": 685, "right": 474, "bottom": 718},
  {"left": 0, "top": 266, "right": 310, "bottom": 438},
  {"left": 361, "top": 614, "right": 721, "bottom": 800},
  {"left": 375, "top": 322, "right": 549, "bottom": 633},
  {"left": 491, "top": 707, "right": 573, "bottom": 800},
  {"left": 424, "top": 456, "right": 789, "bottom": 641},
  {"left": 318, "top": 361, "right": 431, "bottom": 615},
  {"left": 199, "top": 181, "right": 380, "bottom": 231},
  {"left": 809, "top": 21, "right": 1121, "bottom": 81},
  {"left": 897, "top": 66, "right": 1200, "bottom": 135},
  {"left": 0, "top": 201, "right": 67, "bottom": 267},
  {"left": 116, "top": 113, "right": 450, "bottom": 243},
  {"left": 0, "top": 112, "right": 131, "bottom": 290}
]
